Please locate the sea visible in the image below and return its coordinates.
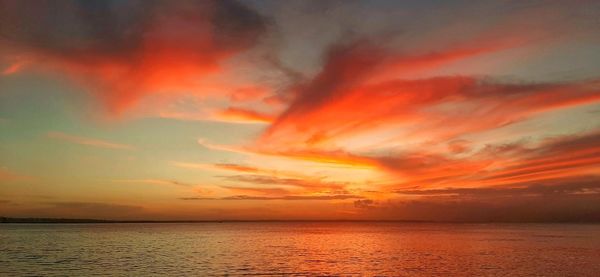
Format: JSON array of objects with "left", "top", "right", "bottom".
[{"left": 1, "top": 222, "right": 599, "bottom": 276}]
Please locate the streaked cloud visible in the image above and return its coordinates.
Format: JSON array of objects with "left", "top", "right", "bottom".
[
  {"left": 172, "top": 161, "right": 301, "bottom": 178},
  {"left": 211, "top": 107, "right": 274, "bottom": 124},
  {"left": 0, "top": 167, "right": 33, "bottom": 182},
  {"left": 1, "top": 59, "right": 28, "bottom": 75},
  {"left": 395, "top": 176, "right": 600, "bottom": 197},
  {"left": 220, "top": 185, "right": 290, "bottom": 196},
  {"left": 180, "top": 194, "right": 364, "bottom": 201},
  {"left": 196, "top": 139, "right": 252, "bottom": 155},
  {"left": 47, "top": 131, "right": 135, "bottom": 150},
  {"left": 112, "top": 179, "right": 193, "bottom": 188},
  {"left": 173, "top": 160, "right": 353, "bottom": 193},
  {"left": 221, "top": 174, "right": 348, "bottom": 191}
]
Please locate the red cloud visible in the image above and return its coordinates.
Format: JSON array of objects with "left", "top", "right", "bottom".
[
  {"left": 212, "top": 107, "right": 274, "bottom": 124},
  {"left": 0, "top": 0, "right": 267, "bottom": 114},
  {"left": 259, "top": 38, "right": 600, "bottom": 149}
]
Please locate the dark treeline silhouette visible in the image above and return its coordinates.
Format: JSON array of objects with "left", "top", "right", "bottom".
[{"left": 0, "top": 217, "right": 112, "bottom": 223}]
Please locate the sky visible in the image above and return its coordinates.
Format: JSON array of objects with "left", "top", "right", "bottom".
[{"left": 0, "top": 0, "right": 599, "bottom": 221}]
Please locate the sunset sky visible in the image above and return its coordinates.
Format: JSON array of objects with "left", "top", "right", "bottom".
[{"left": 0, "top": 0, "right": 599, "bottom": 221}]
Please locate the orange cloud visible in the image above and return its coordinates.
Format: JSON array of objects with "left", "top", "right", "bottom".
[
  {"left": 1, "top": 59, "right": 28, "bottom": 75},
  {"left": 171, "top": 161, "right": 266, "bottom": 174},
  {"left": 186, "top": 46, "right": 599, "bottom": 199},
  {"left": 211, "top": 107, "right": 274, "bottom": 124},
  {"left": 381, "top": 131, "right": 600, "bottom": 189},
  {"left": 47, "top": 132, "right": 134, "bottom": 150},
  {"left": 229, "top": 86, "right": 270, "bottom": 103},
  {"left": 196, "top": 139, "right": 251, "bottom": 155},
  {"left": 263, "top": 72, "right": 599, "bottom": 150},
  {"left": 172, "top": 161, "right": 350, "bottom": 192},
  {"left": 195, "top": 138, "right": 379, "bottom": 169},
  {"left": 0, "top": 168, "right": 33, "bottom": 182},
  {"left": 204, "top": 128, "right": 599, "bottom": 194},
  {"left": 220, "top": 185, "right": 289, "bottom": 196},
  {"left": 180, "top": 194, "right": 364, "bottom": 201},
  {"left": 253, "top": 29, "right": 599, "bottom": 152},
  {"left": 221, "top": 174, "right": 348, "bottom": 192},
  {"left": 112, "top": 179, "right": 193, "bottom": 188}
]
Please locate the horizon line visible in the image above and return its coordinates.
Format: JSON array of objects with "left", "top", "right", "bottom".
[{"left": 1, "top": 217, "right": 599, "bottom": 224}]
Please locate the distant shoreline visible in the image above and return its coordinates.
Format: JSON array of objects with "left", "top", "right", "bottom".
[
  {"left": 1, "top": 217, "right": 599, "bottom": 224},
  {"left": 0, "top": 217, "right": 435, "bottom": 224}
]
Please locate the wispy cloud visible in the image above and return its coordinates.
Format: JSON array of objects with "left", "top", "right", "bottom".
[
  {"left": 210, "top": 107, "right": 274, "bottom": 124},
  {"left": 172, "top": 161, "right": 351, "bottom": 192},
  {"left": 220, "top": 185, "right": 290, "bottom": 195},
  {"left": 196, "top": 139, "right": 252, "bottom": 155},
  {"left": 221, "top": 174, "right": 348, "bottom": 191},
  {"left": 395, "top": 176, "right": 600, "bottom": 197},
  {"left": 1, "top": 59, "right": 28, "bottom": 75},
  {"left": 171, "top": 161, "right": 303, "bottom": 179},
  {"left": 171, "top": 161, "right": 257, "bottom": 173},
  {"left": 180, "top": 194, "right": 364, "bottom": 201},
  {"left": 195, "top": 139, "right": 379, "bottom": 169},
  {"left": 112, "top": 179, "right": 193, "bottom": 188},
  {"left": 0, "top": 167, "right": 33, "bottom": 182},
  {"left": 47, "top": 132, "right": 135, "bottom": 150}
]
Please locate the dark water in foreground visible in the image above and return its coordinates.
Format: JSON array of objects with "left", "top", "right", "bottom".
[{"left": 1, "top": 222, "right": 599, "bottom": 276}]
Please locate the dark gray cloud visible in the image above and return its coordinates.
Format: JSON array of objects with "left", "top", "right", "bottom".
[
  {"left": 0, "top": 0, "right": 266, "bottom": 57},
  {"left": 369, "top": 194, "right": 600, "bottom": 222},
  {"left": 353, "top": 199, "right": 376, "bottom": 209},
  {"left": 396, "top": 176, "right": 600, "bottom": 197},
  {"left": 0, "top": 0, "right": 269, "bottom": 112},
  {"left": 358, "top": 176, "right": 600, "bottom": 222}
]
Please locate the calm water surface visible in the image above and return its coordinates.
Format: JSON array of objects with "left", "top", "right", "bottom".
[{"left": 1, "top": 222, "right": 599, "bottom": 276}]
